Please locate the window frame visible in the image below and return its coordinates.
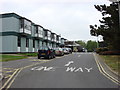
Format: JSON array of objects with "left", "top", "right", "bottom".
[
  {"left": 18, "top": 36, "right": 21, "bottom": 47},
  {"left": 33, "top": 39, "right": 35, "bottom": 48},
  {"left": 26, "top": 38, "right": 29, "bottom": 47}
]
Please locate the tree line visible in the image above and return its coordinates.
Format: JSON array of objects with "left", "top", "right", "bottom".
[
  {"left": 75, "top": 40, "right": 97, "bottom": 52},
  {"left": 89, "top": 2, "right": 119, "bottom": 51}
]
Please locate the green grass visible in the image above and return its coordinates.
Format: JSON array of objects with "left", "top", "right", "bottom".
[
  {"left": 100, "top": 55, "right": 120, "bottom": 73},
  {"left": 0, "top": 55, "right": 27, "bottom": 62},
  {"left": 17, "top": 53, "right": 38, "bottom": 57}
]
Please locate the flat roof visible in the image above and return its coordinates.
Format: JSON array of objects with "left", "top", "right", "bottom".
[{"left": 0, "top": 12, "right": 67, "bottom": 40}]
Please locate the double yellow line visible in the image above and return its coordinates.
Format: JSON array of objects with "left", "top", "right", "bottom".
[
  {"left": 0, "top": 60, "right": 52, "bottom": 90},
  {"left": 1, "top": 54, "right": 69, "bottom": 89},
  {"left": 93, "top": 53, "right": 120, "bottom": 85},
  {"left": 1, "top": 69, "right": 20, "bottom": 90}
]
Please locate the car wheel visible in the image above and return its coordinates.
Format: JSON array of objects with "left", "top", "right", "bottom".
[
  {"left": 51, "top": 56, "right": 54, "bottom": 58},
  {"left": 48, "top": 55, "right": 51, "bottom": 59},
  {"left": 53, "top": 55, "right": 56, "bottom": 58},
  {"left": 38, "top": 54, "right": 40, "bottom": 59}
]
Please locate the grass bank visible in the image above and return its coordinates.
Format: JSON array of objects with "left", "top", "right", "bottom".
[
  {"left": 0, "top": 54, "right": 27, "bottom": 62},
  {"left": 17, "top": 53, "right": 37, "bottom": 57},
  {"left": 100, "top": 55, "right": 120, "bottom": 73}
]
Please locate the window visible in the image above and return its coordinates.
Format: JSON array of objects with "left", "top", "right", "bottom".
[
  {"left": 38, "top": 27, "right": 43, "bottom": 36},
  {"left": 35, "top": 26, "right": 38, "bottom": 33},
  {"left": 26, "top": 38, "right": 29, "bottom": 47},
  {"left": 48, "top": 31, "right": 51, "bottom": 37},
  {"left": 20, "top": 19, "right": 24, "bottom": 29},
  {"left": 54, "top": 35, "right": 56, "bottom": 40},
  {"left": 38, "top": 40, "right": 39, "bottom": 48},
  {"left": 45, "top": 31, "right": 47, "bottom": 36},
  {"left": 33, "top": 39, "right": 35, "bottom": 48},
  {"left": 20, "top": 19, "right": 31, "bottom": 31},
  {"left": 18, "top": 36, "right": 21, "bottom": 47},
  {"left": 24, "top": 19, "right": 31, "bottom": 31},
  {"left": 57, "top": 36, "right": 59, "bottom": 40}
]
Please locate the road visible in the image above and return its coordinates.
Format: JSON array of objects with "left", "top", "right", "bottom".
[{"left": 1, "top": 53, "right": 119, "bottom": 88}]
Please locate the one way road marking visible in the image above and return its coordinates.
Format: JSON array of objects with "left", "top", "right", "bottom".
[{"left": 78, "top": 55, "right": 81, "bottom": 57}]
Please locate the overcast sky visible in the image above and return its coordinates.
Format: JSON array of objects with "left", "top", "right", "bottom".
[{"left": 0, "top": 0, "right": 111, "bottom": 41}]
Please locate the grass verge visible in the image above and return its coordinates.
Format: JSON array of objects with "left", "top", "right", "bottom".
[
  {"left": 100, "top": 55, "right": 120, "bottom": 73},
  {"left": 0, "top": 55, "right": 27, "bottom": 62},
  {"left": 17, "top": 53, "right": 37, "bottom": 57}
]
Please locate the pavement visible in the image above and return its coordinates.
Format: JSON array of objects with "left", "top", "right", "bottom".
[
  {"left": 94, "top": 53, "right": 119, "bottom": 82},
  {"left": 0, "top": 57, "right": 47, "bottom": 81},
  {"left": 0, "top": 52, "right": 120, "bottom": 89}
]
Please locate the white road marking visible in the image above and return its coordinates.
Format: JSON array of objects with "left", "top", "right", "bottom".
[
  {"left": 66, "top": 67, "right": 93, "bottom": 72},
  {"left": 64, "top": 61, "right": 74, "bottom": 66},
  {"left": 74, "top": 67, "right": 83, "bottom": 72},
  {"left": 31, "top": 66, "right": 40, "bottom": 71},
  {"left": 31, "top": 66, "right": 56, "bottom": 71},
  {"left": 85, "top": 68, "right": 93, "bottom": 72},
  {"left": 66, "top": 67, "right": 76, "bottom": 72},
  {"left": 78, "top": 55, "right": 81, "bottom": 57}
]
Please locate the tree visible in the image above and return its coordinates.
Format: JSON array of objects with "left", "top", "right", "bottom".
[
  {"left": 90, "top": 2, "right": 120, "bottom": 50},
  {"left": 75, "top": 40, "right": 97, "bottom": 52},
  {"left": 75, "top": 40, "right": 86, "bottom": 48},
  {"left": 86, "top": 40, "right": 97, "bottom": 52}
]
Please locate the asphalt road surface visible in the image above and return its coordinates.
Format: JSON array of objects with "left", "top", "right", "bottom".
[{"left": 4, "top": 53, "right": 119, "bottom": 88}]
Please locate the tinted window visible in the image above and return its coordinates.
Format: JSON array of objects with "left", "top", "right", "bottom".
[
  {"left": 18, "top": 36, "right": 21, "bottom": 47},
  {"left": 26, "top": 38, "right": 29, "bottom": 47},
  {"left": 40, "top": 47, "right": 49, "bottom": 50},
  {"left": 33, "top": 39, "right": 35, "bottom": 48}
]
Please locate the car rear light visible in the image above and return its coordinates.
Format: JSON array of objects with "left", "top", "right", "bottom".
[{"left": 48, "top": 50, "right": 51, "bottom": 54}]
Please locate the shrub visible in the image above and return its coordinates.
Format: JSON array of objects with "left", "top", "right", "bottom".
[
  {"left": 96, "top": 47, "right": 108, "bottom": 53},
  {"left": 99, "top": 51, "right": 120, "bottom": 55}
]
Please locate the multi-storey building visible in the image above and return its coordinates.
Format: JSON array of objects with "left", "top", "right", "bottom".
[{"left": 0, "top": 13, "right": 67, "bottom": 53}]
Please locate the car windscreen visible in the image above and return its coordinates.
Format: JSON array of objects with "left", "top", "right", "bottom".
[{"left": 40, "top": 47, "right": 49, "bottom": 50}]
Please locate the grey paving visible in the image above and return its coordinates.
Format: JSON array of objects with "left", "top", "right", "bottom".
[
  {"left": 9, "top": 53, "right": 119, "bottom": 88},
  {"left": 94, "top": 53, "right": 119, "bottom": 80},
  {"left": 2, "top": 57, "right": 38, "bottom": 69}
]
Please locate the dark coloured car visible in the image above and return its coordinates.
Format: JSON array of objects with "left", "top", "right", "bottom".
[{"left": 38, "top": 47, "right": 55, "bottom": 59}]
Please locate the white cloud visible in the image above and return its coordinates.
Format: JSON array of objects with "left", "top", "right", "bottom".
[
  {"left": 0, "top": 0, "right": 111, "bottom": 3},
  {"left": 0, "top": 0, "right": 111, "bottom": 41}
]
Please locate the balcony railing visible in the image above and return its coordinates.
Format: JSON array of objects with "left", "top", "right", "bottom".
[
  {"left": 48, "top": 37, "right": 51, "bottom": 41},
  {"left": 35, "top": 33, "right": 43, "bottom": 38},
  {"left": 20, "top": 28, "right": 31, "bottom": 35},
  {"left": 44, "top": 36, "right": 48, "bottom": 40}
]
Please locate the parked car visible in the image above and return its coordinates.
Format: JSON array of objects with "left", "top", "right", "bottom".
[
  {"left": 62, "top": 48, "right": 70, "bottom": 54},
  {"left": 67, "top": 48, "right": 72, "bottom": 53},
  {"left": 54, "top": 48, "right": 64, "bottom": 56},
  {"left": 38, "top": 47, "right": 55, "bottom": 59},
  {"left": 62, "top": 48, "right": 72, "bottom": 54}
]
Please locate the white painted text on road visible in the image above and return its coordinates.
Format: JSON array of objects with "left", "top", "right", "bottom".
[
  {"left": 66, "top": 67, "right": 92, "bottom": 72},
  {"left": 64, "top": 61, "right": 74, "bottom": 67}
]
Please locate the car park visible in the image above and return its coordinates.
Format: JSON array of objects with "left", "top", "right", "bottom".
[
  {"left": 54, "top": 47, "right": 64, "bottom": 56},
  {"left": 38, "top": 47, "right": 55, "bottom": 59}
]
